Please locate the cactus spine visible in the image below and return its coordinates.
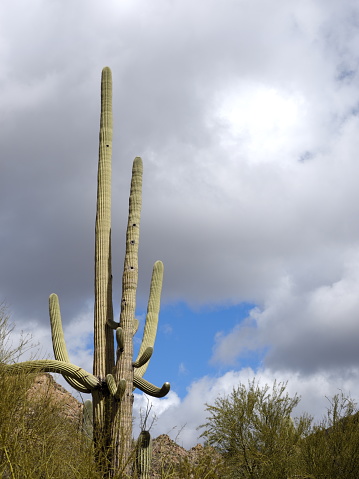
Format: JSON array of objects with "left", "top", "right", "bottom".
[{"left": 4, "top": 66, "right": 170, "bottom": 477}]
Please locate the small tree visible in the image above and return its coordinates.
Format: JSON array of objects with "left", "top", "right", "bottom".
[
  {"left": 200, "top": 380, "right": 311, "bottom": 479},
  {"left": 300, "top": 391, "right": 359, "bottom": 479},
  {"left": 2, "top": 67, "right": 170, "bottom": 477}
]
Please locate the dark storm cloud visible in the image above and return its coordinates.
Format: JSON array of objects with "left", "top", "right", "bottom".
[{"left": 1, "top": 0, "right": 359, "bottom": 388}]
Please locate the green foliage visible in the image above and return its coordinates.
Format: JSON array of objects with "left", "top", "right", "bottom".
[
  {"left": 0, "top": 310, "right": 100, "bottom": 478},
  {"left": 1, "top": 310, "right": 358, "bottom": 479},
  {"left": 200, "top": 380, "right": 312, "bottom": 479},
  {"left": 0, "top": 371, "right": 101, "bottom": 478},
  {"left": 299, "top": 392, "right": 359, "bottom": 478},
  {"left": 200, "top": 381, "right": 359, "bottom": 479},
  {"left": 83, "top": 399, "right": 94, "bottom": 440},
  {"left": 167, "top": 446, "right": 229, "bottom": 479}
]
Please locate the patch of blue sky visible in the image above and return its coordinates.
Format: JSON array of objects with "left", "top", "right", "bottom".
[{"left": 134, "top": 301, "right": 261, "bottom": 398}]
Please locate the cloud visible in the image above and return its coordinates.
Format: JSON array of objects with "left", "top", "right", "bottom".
[
  {"left": 1, "top": 1, "right": 359, "bottom": 450},
  {"left": 212, "top": 241, "right": 359, "bottom": 377},
  {"left": 133, "top": 365, "right": 359, "bottom": 448},
  {"left": 2, "top": 0, "right": 359, "bottom": 318}
]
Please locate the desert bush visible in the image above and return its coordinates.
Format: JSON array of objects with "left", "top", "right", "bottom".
[
  {"left": 299, "top": 391, "right": 359, "bottom": 479},
  {"left": 200, "top": 380, "right": 312, "bottom": 479},
  {"left": 0, "top": 369, "right": 102, "bottom": 478},
  {"left": 0, "top": 306, "right": 100, "bottom": 478}
]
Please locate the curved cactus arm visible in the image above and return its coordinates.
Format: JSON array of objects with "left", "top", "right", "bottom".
[
  {"left": 106, "top": 317, "right": 120, "bottom": 329},
  {"left": 133, "top": 318, "right": 139, "bottom": 335},
  {"left": 113, "top": 320, "right": 138, "bottom": 337},
  {"left": 3, "top": 360, "right": 100, "bottom": 390},
  {"left": 49, "top": 293, "right": 91, "bottom": 393},
  {"left": 136, "top": 430, "right": 152, "bottom": 479},
  {"left": 106, "top": 374, "right": 126, "bottom": 399},
  {"left": 133, "top": 347, "right": 153, "bottom": 369},
  {"left": 133, "top": 374, "right": 170, "bottom": 398},
  {"left": 115, "top": 327, "right": 124, "bottom": 352},
  {"left": 134, "top": 261, "right": 163, "bottom": 378}
]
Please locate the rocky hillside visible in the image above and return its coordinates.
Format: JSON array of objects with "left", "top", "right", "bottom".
[
  {"left": 151, "top": 433, "right": 222, "bottom": 478},
  {"left": 29, "top": 374, "right": 222, "bottom": 478},
  {"left": 27, "top": 373, "right": 83, "bottom": 422}
]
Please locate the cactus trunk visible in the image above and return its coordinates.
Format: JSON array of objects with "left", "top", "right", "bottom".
[
  {"left": 94, "top": 66, "right": 115, "bottom": 380},
  {"left": 93, "top": 66, "right": 116, "bottom": 465}
]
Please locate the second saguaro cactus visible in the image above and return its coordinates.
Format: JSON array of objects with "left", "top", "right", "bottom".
[
  {"left": 4, "top": 67, "right": 170, "bottom": 477},
  {"left": 136, "top": 431, "right": 153, "bottom": 479}
]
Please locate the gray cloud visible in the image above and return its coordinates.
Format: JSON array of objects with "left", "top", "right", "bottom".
[{"left": 1, "top": 1, "right": 359, "bottom": 388}]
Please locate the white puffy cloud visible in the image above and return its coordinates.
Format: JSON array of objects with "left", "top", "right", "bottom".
[
  {"left": 212, "top": 243, "right": 359, "bottom": 373},
  {"left": 134, "top": 366, "right": 359, "bottom": 448}
]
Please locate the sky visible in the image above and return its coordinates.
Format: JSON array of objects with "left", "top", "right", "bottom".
[{"left": 1, "top": 0, "right": 359, "bottom": 448}]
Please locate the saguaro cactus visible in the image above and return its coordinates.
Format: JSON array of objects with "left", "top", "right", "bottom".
[
  {"left": 3, "top": 67, "right": 170, "bottom": 477},
  {"left": 136, "top": 431, "right": 152, "bottom": 479}
]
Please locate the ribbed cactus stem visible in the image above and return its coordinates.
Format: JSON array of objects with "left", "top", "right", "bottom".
[
  {"left": 93, "top": 67, "right": 116, "bottom": 456},
  {"left": 111, "top": 157, "right": 143, "bottom": 471},
  {"left": 136, "top": 431, "right": 152, "bottom": 479},
  {"left": 94, "top": 66, "right": 115, "bottom": 379},
  {"left": 2, "top": 360, "right": 99, "bottom": 389},
  {"left": 133, "top": 318, "right": 140, "bottom": 335},
  {"left": 134, "top": 261, "right": 163, "bottom": 378},
  {"left": 133, "top": 347, "right": 153, "bottom": 369},
  {"left": 106, "top": 317, "right": 120, "bottom": 329},
  {"left": 4, "top": 67, "right": 171, "bottom": 478},
  {"left": 133, "top": 375, "right": 171, "bottom": 398},
  {"left": 49, "top": 293, "right": 91, "bottom": 393},
  {"left": 106, "top": 374, "right": 126, "bottom": 399},
  {"left": 115, "top": 327, "right": 124, "bottom": 352}
]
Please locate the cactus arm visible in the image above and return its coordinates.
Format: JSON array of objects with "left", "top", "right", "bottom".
[
  {"left": 133, "top": 374, "right": 170, "bottom": 398},
  {"left": 106, "top": 318, "right": 120, "bottom": 329},
  {"left": 111, "top": 157, "right": 143, "bottom": 463},
  {"left": 106, "top": 318, "right": 138, "bottom": 332},
  {"left": 133, "top": 347, "right": 153, "bottom": 369},
  {"left": 136, "top": 431, "right": 152, "bottom": 479},
  {"left": 106, "top": 374, "right": 126, "bottom": 399},
  {"left": 134, "top": 261, "right": 163, "bottom": 378},
  {"left": 115, "top": 327, "right": 124, "bottom": 352},
  {"left": 49, "top": 293, "right": 69, "bottom": 361},
  {"left": 133, "top": 318, "right": 139, "bottom": 335},
  {"left": 2, "top": 360, "right": 100, "bottom": 390},
  {"left": 49, "top": 293, "right": 91, "bottom": 393}
]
